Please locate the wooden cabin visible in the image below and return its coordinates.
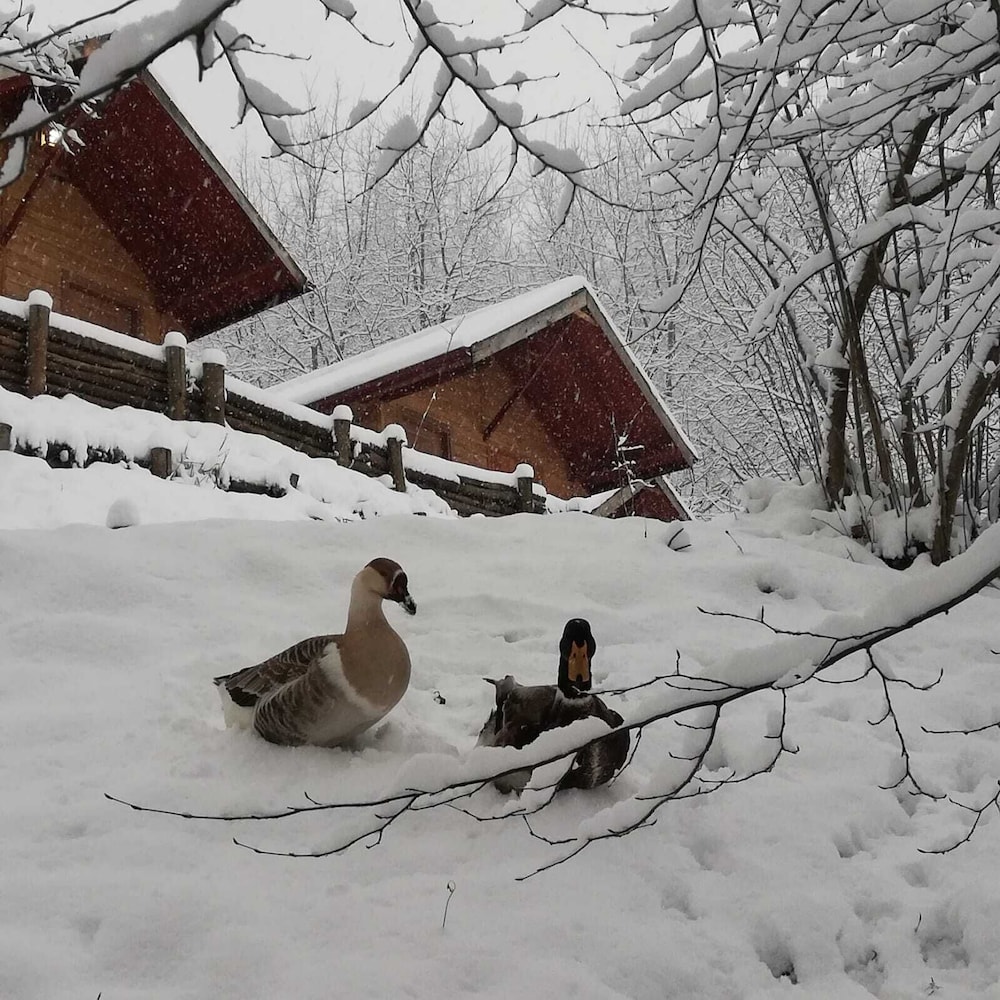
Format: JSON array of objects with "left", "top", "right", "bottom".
[
  {"left": 0, "top": 57, "right": 305, "bottom": 343},
  {"left": 273, "top": 278, "right": 698, "bottom": 519}
]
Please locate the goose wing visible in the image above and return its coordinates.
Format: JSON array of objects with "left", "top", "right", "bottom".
[{"left": 214, "top": 634, "right": 340, "bottom": 707}]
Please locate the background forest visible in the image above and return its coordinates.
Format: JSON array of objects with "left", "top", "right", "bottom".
[{"left": 201, "top": 110, "right": 760, "bottom": 517}]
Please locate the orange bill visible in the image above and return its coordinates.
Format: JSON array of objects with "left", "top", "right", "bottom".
[{"left": 567, "top": 641, "right": 590, "bottom": 685}]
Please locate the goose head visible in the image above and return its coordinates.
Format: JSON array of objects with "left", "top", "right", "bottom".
[
  {"left": 362, "top": 557, "right": 417, "bottom": 615},
  {"left": 558, "top": 618, "right": 595, "bottom": 698}
]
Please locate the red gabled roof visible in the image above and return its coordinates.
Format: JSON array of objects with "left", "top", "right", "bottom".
[
  {"left": 273, "top": 278, "right": 698, "bottom": 493},
  {"left": 0, "top": 69, "right": 306, "bottom": 339}
]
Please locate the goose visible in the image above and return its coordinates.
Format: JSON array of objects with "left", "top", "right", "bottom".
[
  {"left": 477, "top": 618, "right": 630, "bottom": 794},
  {"left": 214, "top": 558, "right": 416, "bottom": 747}
]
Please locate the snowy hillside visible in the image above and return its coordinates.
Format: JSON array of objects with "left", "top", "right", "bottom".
[{"left": 3, "top": 452, "right": 1000, "bottom": 1000}]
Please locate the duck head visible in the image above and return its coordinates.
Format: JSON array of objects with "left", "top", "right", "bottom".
[
  {"left": 364, "top": 557, "right": 417, "bottom": 615},
  {"left": 558, "top": 618, "right": 595, "bottom": 697}
]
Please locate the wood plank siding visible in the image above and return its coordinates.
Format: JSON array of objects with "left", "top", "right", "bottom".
[
  {"left": 0, "top": 144, "right": 183, "bottom": 343},
  {"left": 352, "top": 353, "right": 587, "bottom": 499}
]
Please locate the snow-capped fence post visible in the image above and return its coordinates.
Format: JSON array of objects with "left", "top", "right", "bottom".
[
  {"left": 164, "top": 332, "right": 187, "bottom": 421},
  {"left": 149, "top": 447, "right": 172, "bottom": 479},
  {"left": 332, "top": 405, "right": 353, "bottom": 467},
  {"left": 200, "top": 349, "right": 226, "bottom": 425},
  {"left": 26, "top": 290, "right": 52, "bottom": 398},
  {"left": 515, "top": 463, "right": 536, "bottom": 513},
  {"left": 0, "top": 423, "right": 11, "bottom": 452},
  {"left": 385, "top": 424, "right": 408, "bottom": 493}
]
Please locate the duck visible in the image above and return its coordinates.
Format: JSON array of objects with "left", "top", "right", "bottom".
[
  {"left": 477, "top": 618, "right": 630, "bottom": 794},
  {"left": 213, "top": 557, "right": 416, "bottom": 747}
]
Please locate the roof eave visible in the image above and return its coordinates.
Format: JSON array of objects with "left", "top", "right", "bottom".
[
  {"left": 578, "top": 287, "right": 699, "bottom": 470},
  {"left": 653, "top": 475, "right": 695, "bottom": 520},
  {"left": 139, "top": 70, "right": 308, "bottom": 297},
  {"left": 467, "top": 281, "right": 698, "bottom": 471},
  {"left": 468, "top": 288, "right": 589, "bottom": 365}
]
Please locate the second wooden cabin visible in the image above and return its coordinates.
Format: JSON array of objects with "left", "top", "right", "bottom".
[{"left": 272, "top": 278, "right": 698, "bottom": 519}]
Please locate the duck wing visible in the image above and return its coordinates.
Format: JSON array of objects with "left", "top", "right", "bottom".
[
  {"left": 476, "top": 675, "right": 522, "bottom": 747},
  {"left": 214, "top": 634, "right": 340, "bottom": 707},
  {"left": 556, "top": 695, "right": 630, "bottom": 792}
]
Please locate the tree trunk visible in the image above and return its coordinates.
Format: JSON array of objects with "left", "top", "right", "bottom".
[
  {"left": 931, "top": 339, "right": 1000, "bottom": 564},
  {"left": 820, "top": 119, "right": 935, "bottom": 502}
]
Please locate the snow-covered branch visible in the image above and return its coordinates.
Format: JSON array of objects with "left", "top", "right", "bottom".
[{"left": 106, "top": 522, "right": 1000, "bottom": 872}]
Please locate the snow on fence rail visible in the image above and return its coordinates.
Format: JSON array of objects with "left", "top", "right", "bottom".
[{"left": 0, "top": 293, "right": 546, "bottom": 516}]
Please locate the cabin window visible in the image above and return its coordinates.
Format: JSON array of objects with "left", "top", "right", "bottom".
[
  {"left": 396, "top": 408, "right": 452, "bottom": 460},
  {"left": 61, "top": 278, "right": 140, "bottom": 337}
]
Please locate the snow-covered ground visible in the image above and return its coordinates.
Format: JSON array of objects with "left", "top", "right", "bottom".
[{"left": 3, "top": 450, "right": 1000, "bottom": 1000}]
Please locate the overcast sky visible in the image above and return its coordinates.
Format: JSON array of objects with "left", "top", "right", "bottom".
[{"left": 27, "top": 0, "right": 649, "bottom": 168}]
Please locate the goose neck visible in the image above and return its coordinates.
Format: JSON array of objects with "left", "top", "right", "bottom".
[{"left": 346, "top": 583, "right": 388, "bottom": 632}]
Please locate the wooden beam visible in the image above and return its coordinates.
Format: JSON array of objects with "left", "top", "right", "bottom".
[
  {"left": 386, "top": 435, "right": 407, "bottom": 492},
  {"left": 150, "top": 447, "right": 172, "bottom": 478},
  {"left": 164, "top": 333, "right": 187, "bottom": 420},
  {"left": 515, "top": 464, "right": 537, "bottom": 513},
  {"left": 591, "top": 483, "right": 643, "bottom": 518},
  {"left": 482, "top": 329, "right": 564, "bottom": 441},
  {"left": 469, "top": 290, "right": 587, "bottom": 365},
  {"left": 200, "top": 352, "right": 226, "bottom": 424},
  {"left": 26, "top": 292, "right": 51, "bottom": 397},
  {"left": 332, "top": 407, "right": 353, "bottom": 466}
]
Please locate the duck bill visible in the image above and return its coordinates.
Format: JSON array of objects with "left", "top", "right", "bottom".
[{"left": 567, "top": 641, "right": 590, "bottom": 689}]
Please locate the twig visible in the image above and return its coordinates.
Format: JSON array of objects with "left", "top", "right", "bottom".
[
  {"left": 919, "top": 780, "right": 1000, "bottom": 855},
  {"left": 441, "top": 881, "right": 456, "bottom": 929}
]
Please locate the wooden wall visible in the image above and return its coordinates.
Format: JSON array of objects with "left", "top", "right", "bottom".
[
  {"left": 0, "top": 142, "right": 183, "bottom": 343},
  {"left": 352, "top": 355, "right": 588, "bottom": 499}
]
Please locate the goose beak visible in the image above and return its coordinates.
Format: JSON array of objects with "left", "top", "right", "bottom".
[{"left": 400, "top": 592, "right": 417, "bottom": 616}]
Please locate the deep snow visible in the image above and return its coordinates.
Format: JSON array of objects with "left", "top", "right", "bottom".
[{"left": 2, "top": 452, "right": 1000, "bottom": 1000}]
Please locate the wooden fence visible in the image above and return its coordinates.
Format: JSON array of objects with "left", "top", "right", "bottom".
[{"left": 0, "top": 293, "right": 546, "bottom": 516}]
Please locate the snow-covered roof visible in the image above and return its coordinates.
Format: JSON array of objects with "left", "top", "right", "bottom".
[
  {"left": 272, "top": 277, "right": 586, "bottom": 405},
  {"left": 271, "top": 277, "right": 699, "bottom": 468}
]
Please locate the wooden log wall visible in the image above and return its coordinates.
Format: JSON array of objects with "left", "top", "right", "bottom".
[
  {"left": 0, "top": 315, "right": 27, "bottom": 394},
  {"left": 0, "top": 295, "right": 545, "bottom": 518}
]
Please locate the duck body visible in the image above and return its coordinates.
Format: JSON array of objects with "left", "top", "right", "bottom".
[
  {"left": 477, "top": 619, "right": 630, "bottom": 793},
  {"left": 214, "top": 558, "right": 416, "bottom": 747}
]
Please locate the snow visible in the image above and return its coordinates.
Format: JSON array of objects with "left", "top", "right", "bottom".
[
  {"left": 3, "top": 430, "right": 1000, "bottom": 998},
  {"left": 0, "top": 293, "right": 167, "bottom": 362},
  {"left": 201, "top": 348, "right": 227, "bottom": 367},
  {"left": 0, "top": 386, "right": 452, "bottom": 522},
  {"left": 223, "top": 374, "right": 332, "bottom": 430},
  {"left": 105, "top": 495, "right": 142, "bottom": 529},
  {"left": 400, "top": 443, "right": 545, "bottom": 491},
  {"left": 269, "top": 276, "right": 597, "bottom": 405},
  {"left": 319, "top": 0, "right": 357, "bottom": 20}
]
